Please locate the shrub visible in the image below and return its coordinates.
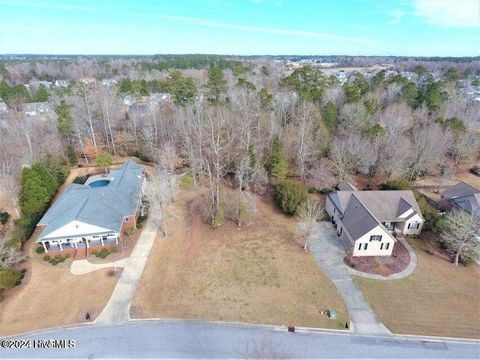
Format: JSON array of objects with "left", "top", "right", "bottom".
[
  {"left": 274, "top": 180, "right": 308, "bottom": 215},
  {"left": 90, "top": 250, "right": 97, "bottom": 255},
  {"left": 0, "top": 211, "right": 10, "bottom": 225},
  {"left": 415, "top": 194, "right": 447, "bottom": 232},
  {"left": 95, "top": 153, "right": 113, "bottom": 173},
  {"left": 137, "top": 215, "right": 148, "bottom": 227},
  {"left": 72, "top": 176, "right": 86, "bottom": 184},
  {"left": 0, "top": 268, "right": 23, "bottom": 289},
  {"left": 35, "top": 245, "right": 45, "bottom": 254},
  {"left": 128, "top": 150, "right": 152, "bottom": 162},
  {"left": 180, "top": 172, "right": 194, "bottom": 189},
  {"left": 65, "top": 254, "right": 71, "bottom": 259},
  {"left": 43, "top": 255, "right": 51, "bottom": 261},
  {"left": 379, "top": 179, "right": 412, "bottom": 190}
]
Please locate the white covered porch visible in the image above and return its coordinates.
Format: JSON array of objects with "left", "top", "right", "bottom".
[{"left": 40, "top": 233, "right": 120, "bottom": 253}]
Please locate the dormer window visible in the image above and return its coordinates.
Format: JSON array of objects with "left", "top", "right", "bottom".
[
  {"left": 408, "top": 222, "right": 420, "bottom": 229},
  {"left": 369, "top": 235, "right": 382, "bottom": 241}
]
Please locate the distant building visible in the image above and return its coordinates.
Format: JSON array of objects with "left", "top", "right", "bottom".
[
  {"left": 24, "top": 102, "right": 52, "bottom": 117},
  {"left": 0, "top": 102, "right": 7, "bottom": 126},
  {"left": 123, "top": 94, "right": 138, "bottom": 106},
  {"left": 149, "top": 93, "right": 172, "bottom": 105},
  {"left": 101, "top": 78, "right": 117, "bottom": 87},
  {"left": 28, "top": 80, "right": 52, "bottom": 89},
  {"left": 55, "top": 79, "right": 70, "bottom": 87},
  {"left": 79, "top": 77, "right": 97, "bottom": 86}
]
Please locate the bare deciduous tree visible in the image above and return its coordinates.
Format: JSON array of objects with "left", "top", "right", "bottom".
[
  {"left": 440, "top": 211, "right": 480, "bottom": 266},
  {"left": 0, "top": 240, "right": 26, "bottom": 269},
  {"left": 145, "top": 164, "right": 177, "bottom": 236},
  {"left": 297, "top": 200, "right": 324, "bottom": 251}
]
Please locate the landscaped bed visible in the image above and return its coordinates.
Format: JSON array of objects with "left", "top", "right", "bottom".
[
  {"left": 344, "top": 240, "right": 411, "bottom": 276},
  {"left": 353, "top": 237, "right": 480, "bottom": 339},
  {"left": 132, "top": 189, "right": 348, "bottom": 329}
]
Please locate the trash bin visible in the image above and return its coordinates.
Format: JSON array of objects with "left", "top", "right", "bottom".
[{"left": 327, "top": 309, "right": 336, "bottom": 319}]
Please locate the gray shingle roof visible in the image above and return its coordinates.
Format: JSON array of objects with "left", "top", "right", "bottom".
[
  {"left": 341, "top": 194, "right": 379, "bottom": 240},
  {"left": 442, "top": 181, "right": 479, "bottom": 200},
  {"left": 442, "top": 182, "right": 480, "bottom": 215},
  {"left": 37, "top": 160, "right": 143, "bottom": 242},
  {"left": 328, "top": 190, "right": 423, "bottom": 241}
]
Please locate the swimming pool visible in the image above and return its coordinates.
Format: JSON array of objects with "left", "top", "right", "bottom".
[{"left": 88, "top": 179, "right": 111, "bottom": 188}]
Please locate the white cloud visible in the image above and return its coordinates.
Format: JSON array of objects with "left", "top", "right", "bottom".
[
  {"left": 132, "top": 13, "right": 373, "bottom": 45},
  {"left": 388, "top": 10, "right": 405, "bottom": 25},
  {"left": 414, "top": 0, "right": 480, "bottom": 28}
]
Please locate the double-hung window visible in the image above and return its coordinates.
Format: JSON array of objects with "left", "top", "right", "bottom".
[
  {"left": 408, "top": 222, "right": 420, "bottom": 230},
  {"left": 369, "top": 235, "right": 382, "bottom": 242}
]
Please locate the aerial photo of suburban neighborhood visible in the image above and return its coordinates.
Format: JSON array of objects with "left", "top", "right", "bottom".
[{"left": 0, "top": 0, "right": 479, "bottom": 359}]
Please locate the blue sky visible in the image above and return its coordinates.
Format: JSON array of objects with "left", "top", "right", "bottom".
[{"left": 0, "top": 0, "right": 479, "bottom": 56}]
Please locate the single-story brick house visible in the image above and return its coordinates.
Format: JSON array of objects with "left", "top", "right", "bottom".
[
  {"left": 36, "top": 160, "right": 145, "bottom": 255},
  {"left": 326, "top": 184, "right": 424, "bottom": 257}
]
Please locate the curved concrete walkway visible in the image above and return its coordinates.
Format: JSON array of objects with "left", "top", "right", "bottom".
[
  {"left": 309, "top": 222, "right": 391, "bottom": 336},
  {"left": 346, "top": 237, "right": 418, "bottom": 281},
  {"left": 94, "top": 213, "right": 161, "bottom": 324},
  {"left": 70, "top": 258, "right": 129, "bottom": 275}
]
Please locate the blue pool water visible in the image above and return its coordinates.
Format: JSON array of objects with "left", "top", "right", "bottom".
[{"left": 89, "top": 179, "right": 110, "bottom": 188}]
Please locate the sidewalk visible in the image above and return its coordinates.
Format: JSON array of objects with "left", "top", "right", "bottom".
[
  {"left": 70, "top": 258, "right": 129, "bottom": 275},
  {"left": 95, "top": 214, "right": 161, "bottom": 324}
]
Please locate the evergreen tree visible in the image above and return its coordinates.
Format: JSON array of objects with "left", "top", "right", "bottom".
[
  {"left": 55, "top": 100, "right": 73, "bottom": 136},
  {"left": 274, "top": 180, "right": 307, "bottom": 215},
  {"left": 35, "top": 84, "right": 49, "bottom": 102},
  {"left": 281, "top": 66, "right": 327, "bottom": 102},
  {"left": 267, "top": 137, "right": 288, "bottom": 180},
  {"left": 207, "top": 67, "right": 227, "bottom": 103},
  {"left": 323, "top": 101, "right": 337, "bottom": 129}
]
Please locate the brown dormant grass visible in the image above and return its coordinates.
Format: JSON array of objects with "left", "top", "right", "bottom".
[
  {"left": 132, "top": 189, "right": 348, "bottom": 329},
  {"left": 353, "top": 238, "right": 480, "bottom": 339}
]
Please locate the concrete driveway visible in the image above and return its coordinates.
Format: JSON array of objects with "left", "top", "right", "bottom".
[{"left": 309, "top": 222, "right": 391, "bottom": 336}]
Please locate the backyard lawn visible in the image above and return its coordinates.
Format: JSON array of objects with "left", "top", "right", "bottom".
[
  {"left": 132, "top": 189, "right": 348, "bottom": 329},
  {"left": 353, "top": 238, "right": 480, "bottom": 339}
]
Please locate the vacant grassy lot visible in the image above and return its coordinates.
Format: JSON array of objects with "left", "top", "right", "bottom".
[
  {"left": 132, "top": 189, "right": 348, "bottom": 329},
  {"left": 353, "top": 238, "right": 480, "bottom": 339}
]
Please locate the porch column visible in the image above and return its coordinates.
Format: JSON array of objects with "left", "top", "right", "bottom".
[
  {"left": 85, "top": 239, "right": 90, "bottom": 248},
  {"left": 58, "top": 240, "right": 63, "bottom": 251},
  {"left": 42, "top": 241, "right": 48, "bottom": 253},
  {"left": 74, "top": 241, "right": 78, "bottom": 249},
  {"left": 115, "top": 237, "right": 119, "bottom": 245},
  {"left": 101, "top": 237, "right": 104, "bottom": 246}
]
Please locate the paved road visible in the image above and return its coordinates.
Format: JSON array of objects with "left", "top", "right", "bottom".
[
  {"left": 309, "top": 222, "right": 391, "bottom": 336},
  {"left": 1, "top": 321, "right": 478, "bottom": 359},
  {"left": 94, "top": 213, "right": 161, "bottom": 324}
]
